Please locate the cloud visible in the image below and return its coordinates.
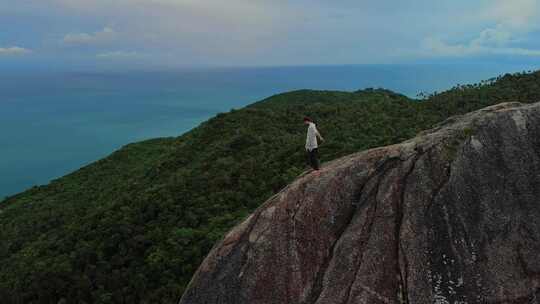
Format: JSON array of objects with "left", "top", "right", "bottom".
[
  {"left": 96, "top": 50, "right": 139, "bottom": 59},
  {"left": 63, "top": 27, "right": 116, "bottom": 45},
  {"left": 0, "top": 46, "right": 32, "bottom": 55},
  {"left": 6, "top": 0, "right": 540, "bottom": 67},
  {"left": 422, "top": 0, "right": 540, "bottom": 59},
  {"left": 472, "top": 27, "right": 514, "bottom": 47},
  {"left": 50, "top": 1, "right": 295, "bottom": 64},
  {"left": 18, "top": 0, "right": 451, "bottom": 65},
  {"left": 422, "top": 33, "right": 540, "bottom": 57},
  {"left": 482, "top": 0, "right": 539, "bottom": 30}
]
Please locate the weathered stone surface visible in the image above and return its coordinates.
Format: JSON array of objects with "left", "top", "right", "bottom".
[{"left": 179, "top": 102, "right": 540, "bottom": 304}]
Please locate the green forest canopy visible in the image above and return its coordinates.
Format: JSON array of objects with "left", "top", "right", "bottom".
[{"left": 1, "top": 70, "right": 540, "bottom": 303}]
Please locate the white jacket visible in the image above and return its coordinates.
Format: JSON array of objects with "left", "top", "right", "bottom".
[{"left": 305, "top": 122, "right": 322, "bottom": 151}]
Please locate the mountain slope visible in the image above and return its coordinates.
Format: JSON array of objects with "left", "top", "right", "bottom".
[
  {"left": 1, "top": 71, "right": 539, "bottom": 303},
  {"left": 180, "top": 101, "right": 540, "bottom": 304}
]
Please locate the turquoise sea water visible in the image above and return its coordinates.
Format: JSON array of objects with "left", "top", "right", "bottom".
[{"left": 1, "top": 63, "right": 539, "bottom": 197}]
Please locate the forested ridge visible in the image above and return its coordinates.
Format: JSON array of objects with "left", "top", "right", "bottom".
[{"left": 1, "top": 70, "right": 539, "bottom": 303}]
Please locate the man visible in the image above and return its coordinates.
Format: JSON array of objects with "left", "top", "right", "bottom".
[{"left": 304, "top": 117, "right": 324, "bottom": 175}]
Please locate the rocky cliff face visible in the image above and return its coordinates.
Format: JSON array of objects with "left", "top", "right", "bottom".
[{"left": 179, "top": 102, "right": 540, "bottom": 304}]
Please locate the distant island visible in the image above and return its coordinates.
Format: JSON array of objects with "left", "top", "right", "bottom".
[{"left": 1, "top": 70, "right": 539, "bottom": 303}]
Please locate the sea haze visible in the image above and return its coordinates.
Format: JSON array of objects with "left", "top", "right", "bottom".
[{"left": 1, "top": 63, "right": 539, "bottom": 198}]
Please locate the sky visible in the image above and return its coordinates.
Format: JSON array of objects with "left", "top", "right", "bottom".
[{"left": 1, "top": 0, "right": 540, "bottom": 70}]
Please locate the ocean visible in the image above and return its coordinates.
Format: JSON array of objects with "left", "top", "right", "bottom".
[{"left": 2, "top": 63, "right": 539, "bottom": 198}]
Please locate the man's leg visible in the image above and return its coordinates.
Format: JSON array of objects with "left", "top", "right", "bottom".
[
  {"left": 312, "top": 148, "right": 320, "bottom": 170},
  {"left": 307, "top": 149, "right": 315, "bottom": 170},
  {"left": 306, "top": 149, "right": 312, "bottom": 169}
]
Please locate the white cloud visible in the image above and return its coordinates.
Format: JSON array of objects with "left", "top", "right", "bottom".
[
  {"left": 0, "top": 46, "right": 32, "bottom": 55},
  {"left": 63, "top": 27, "right": 116, "bottom": 45},
  {"left": 483, "top": 0, "right": 539, "bottom": 30},
  {"left": 96, "top": 50, "right": 139, "bottom": 59},
  {"left": 422, "top": 1, "right": 540, "bottom": 59},
  {"left": 11, "top": 0, "right": 540, "bottom": 66},
  {"left": 49, "top": 0, "right": 296, "bottom": 65},
  {"left": 422, "top": 34, "right": 540, "bottom": 57},
  {"left": 471, "top": 27, "right": 513, "bottom": 47},
  {"left": 422, "top": 38, "right": 473, "bottom": 57}
]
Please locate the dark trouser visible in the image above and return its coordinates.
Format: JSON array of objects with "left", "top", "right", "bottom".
[{"left": 306, "top": 148, "right": 320, "bottom": 170}]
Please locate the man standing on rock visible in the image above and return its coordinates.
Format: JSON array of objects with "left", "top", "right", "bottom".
[{"left": 304, "top": 116, "right": 324, "bottom": 175}]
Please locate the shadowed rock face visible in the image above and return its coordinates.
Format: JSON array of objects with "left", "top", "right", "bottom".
[{"left": 179, "top": 102, "right": 540, "bottom": 304}]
